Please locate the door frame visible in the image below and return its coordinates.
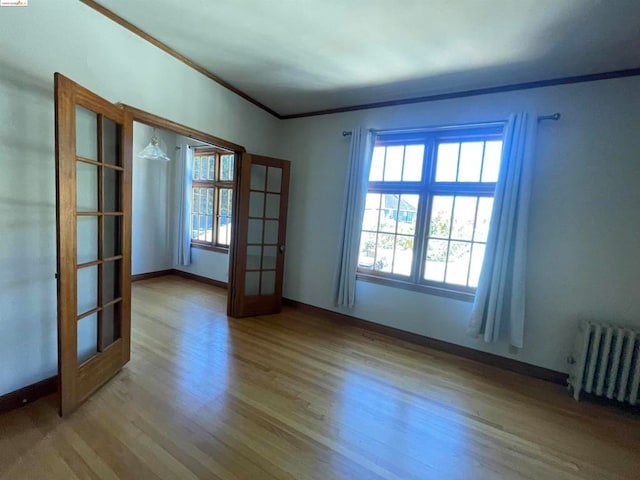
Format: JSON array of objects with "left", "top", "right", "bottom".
[{"left": 120, "top": 104, "right": 246, "bottom": 312}]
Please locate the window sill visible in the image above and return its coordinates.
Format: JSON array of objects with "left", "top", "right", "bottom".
[
  {"left": 191, "top": 243, "right": 229, "bottom": 254},
  {"left": 356, "top": 273, "right": 475, "bottom": 303}
]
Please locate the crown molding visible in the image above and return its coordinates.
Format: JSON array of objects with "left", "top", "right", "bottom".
[
  {"left": 79, "top": 1, "right": 640, "bottom": 122},
  {"left": 280, "top": 67, "right": 640, "bottom": 119},
  {"left": 79, "top": 0, "right": 281, "bottom": 119}
]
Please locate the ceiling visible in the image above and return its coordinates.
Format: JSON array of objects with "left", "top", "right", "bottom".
[{"left": 93, "top": 0, "right": 640, "bottom": 117}]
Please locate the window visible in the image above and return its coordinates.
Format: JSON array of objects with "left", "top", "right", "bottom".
[
  {"left": 358, "top": 127, "right": 503, "bottom": 298},
  {"left": 191, "top": 149, "right": 234, "bottom": 251}
]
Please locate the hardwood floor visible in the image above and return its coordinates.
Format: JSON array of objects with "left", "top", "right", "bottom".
[{"left": 1, "top": 276, "right": 639, "bottom": 479}]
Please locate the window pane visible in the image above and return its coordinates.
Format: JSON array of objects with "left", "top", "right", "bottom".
[
  {"left": 457, "top": 142, "right": 483, "bottom": 182},
  {"left": 424, "top": 239, "right": 448, "bottom": 282},
  {"left": 429, "top": 196, "right": 453, "bottom": 238},
  {"left": 474, "top": 197, "right": 494, "bottom": 242},
  {"left": 392, "top": 235, "right": 414, "bottom": 276},
  {"left": 435, "top": 143, "right": 459, "bottom": 182},
  {"left": 375, "top": 234, "right": 394, "bottom": 273},
  {"left": 207, "top": 188, "right": 214, "bottom": 215},
  {"left": 369, "top": 146, "right": 385, "bottom": 181},
  {"left": 192, "top": 189, "right": 199, "bottom": 214},
  {"left": 205, "top": 215, "right": 213, "bottom": 242},
  {"left": 208, "top": 156, "right": 215, "bottom": 180},
  {"left": 362, "top": 193, "right": 381, "bottom": 231},
  {"left": 191, "top": 214, "right": 197, "bottom": 239},
  {"left": 193, "top": 157, "right": 201, "bottom": 180},
  {"left": 402, "top": 145, "right": 424, "bottom": 181},
  {"left": 358, "top": 232, "right": 376, "bottom": 270},
  {"left": 397, "top": 194, "right": 418, "bottom": 236},
  {"left": 220, "top": 189, "right": 232, "bottom": 217},
  {"left": 482, "top": 141, "right": 503, "bottom": 182},
  {"left": 199, "top": 188, "right": 207, "bottom": 213},
  {"left": 218, "top": 216, "right": 231, "bottom": 245},
  {"left": 220, "top": 155, "right": 234, "bottom": 181},
  {"left": 445, "top": 242, "right": 471, "bottom": 286},
  {"left": 379, "top": 194, "right": 399, "bottom": 233},
  {"left": 468, "top": 243, "right": 486, "bottom": 288},
  {"left": 383, "top": 146, "right": 403, "bottom": 181},
  {"left": 451, "top": 196, "right": 478, "bottom": 241}
]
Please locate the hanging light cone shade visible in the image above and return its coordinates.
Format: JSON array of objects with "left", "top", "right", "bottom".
[{"left": 137, "top": 133, "right": 171, "bottom": 161}]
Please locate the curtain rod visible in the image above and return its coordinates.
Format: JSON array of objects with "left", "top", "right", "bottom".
[{"left": 341, "top": 112, "right": 561, "bottom": 136}]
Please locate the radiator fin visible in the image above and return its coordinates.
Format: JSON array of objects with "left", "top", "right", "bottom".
[{"left": 568, "top": 320, "right": 640, "bottom": 406}]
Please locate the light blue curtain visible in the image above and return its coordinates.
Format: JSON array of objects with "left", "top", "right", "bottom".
[
  {"left": 174, "top": 144, "right": 193, "bottom": 266},
  {"left": 468, "top": 113, "right": 537, "bottom": 348},
  {"left": 335, "top": 127, "right": 374, "bottom": 307}
]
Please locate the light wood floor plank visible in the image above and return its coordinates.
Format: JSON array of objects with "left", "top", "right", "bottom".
[{"left": 1, "top": 275, "right": 639, "bottom": 479}]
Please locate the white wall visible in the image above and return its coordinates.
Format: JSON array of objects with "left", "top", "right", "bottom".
[
  {"left": 0, "top": 0, "right": 280, "bottom": 396},
  {"left": 132, "top": 123, "right": 176, "bottom": 275},
  {"left": 279, "top": 76, "right": 640, "bottom": 374}
]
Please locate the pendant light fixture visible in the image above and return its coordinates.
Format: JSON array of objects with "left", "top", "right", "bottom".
[{"left": 137, "top": 128, "right": 171, "bottom": 161}]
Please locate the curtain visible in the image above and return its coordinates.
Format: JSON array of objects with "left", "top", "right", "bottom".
[
  {"left": 174, "top": 144, "right": 193, "bottom": 266},
  {"left": 335, "top": 127, "right": 374, "bottom": 307},
  {"left": 468, "top": 113, "right": 537, "bottom": 348}
]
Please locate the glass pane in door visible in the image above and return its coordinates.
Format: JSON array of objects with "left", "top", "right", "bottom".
[
  {"left": 77, "top": 266, "right": 98, "bottom": 315},
  {"left": 75, "top": 106, "right": 97, "bottom": 160},
  {"left": 102, "top": 117, "right": 120, "bottom": 166},
  {"left": 243, "top": 163, "right": 284, "bottom": 298},
  {"left": 267, "top": 167, "right": 282, "bottom": 193},
  {"left": 103, "top": 216, "right": 121, "bottom": 258},
  {"left": 77, "top": 216, "right": 98, "bottom": 264},
  {"left": 101, "top": 302, "right": 121, "bottom": 349},
  {"left": 77, "top": 313, "right": 98, "bottom": 364},
  {"left": 77, "top": 162, "right": 98, "bottom": 211},
  {"left": 104, "top": 168, "right": 121, "bottom": 212},
  {"left": 102, "top": 260, "right": 121, "bottom": 304}
]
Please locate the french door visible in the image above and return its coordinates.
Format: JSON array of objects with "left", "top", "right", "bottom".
[
  {"left": 228, "top": 154, "right": 290, "bottom": 317},
  {"left": 55, "top": 73, "right": 133, "bottom": 416}
]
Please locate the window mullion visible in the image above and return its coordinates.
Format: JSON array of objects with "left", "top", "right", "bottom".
[{"left": 412, "top": 138, "right": 435, "bottom": 284}]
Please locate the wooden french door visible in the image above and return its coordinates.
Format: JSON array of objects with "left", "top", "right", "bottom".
[
  {"left": 228, "top": 154, "right": 290, "bottom": 317},
  {"left": 54, "top": 73, "right": 133, "bottom": 416}
]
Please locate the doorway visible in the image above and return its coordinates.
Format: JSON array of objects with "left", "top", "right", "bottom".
[{"left": 131, "top": 121, "right": 235, "bottom": 285}]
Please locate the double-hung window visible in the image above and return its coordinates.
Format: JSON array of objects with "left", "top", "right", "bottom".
[
  {"left": 358, "top": 126, "right": 504, "bottom": 299},
  {"left": 191, "top": 149, "right": 234, "bottom": 251}
]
